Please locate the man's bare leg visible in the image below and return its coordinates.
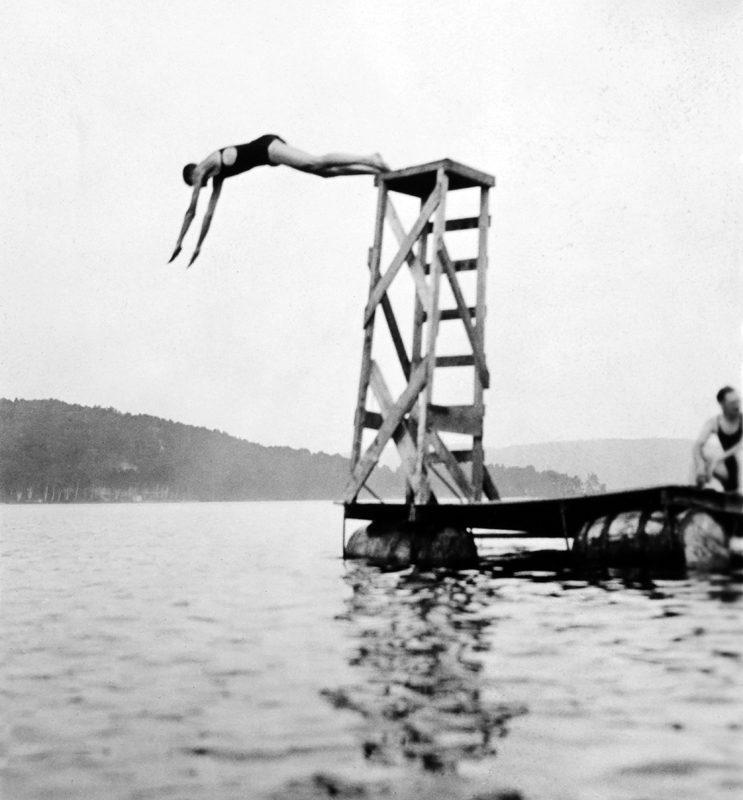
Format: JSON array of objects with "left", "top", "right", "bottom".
[
  {"left": 268, "top": 141, "right": 389, "bottom": 175},
  {"left": 318, "top": 163, "right": 385, "bottom": 177}
]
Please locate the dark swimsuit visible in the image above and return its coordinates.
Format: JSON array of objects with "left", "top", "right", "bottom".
[
  {"left": 717, "top": 415, "right": 742, "bottom": 491},
  {"left": 218, "top": 134, "right": 286, "bottom": 179}
]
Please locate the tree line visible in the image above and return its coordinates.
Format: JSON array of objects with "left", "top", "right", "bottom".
[{"left": 0, "top": 399, "right": 604, "bottom": 503}]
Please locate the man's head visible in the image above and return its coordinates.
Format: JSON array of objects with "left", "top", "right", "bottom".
[
  {"left": 716, "top": 386, "right": 740, "bottom": 418},
  {"left": 182, "top": 163, "right": 198, "bottom": 186}
]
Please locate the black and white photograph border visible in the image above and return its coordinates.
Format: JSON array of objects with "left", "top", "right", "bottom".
[{"left": 2, "top": 2, "right": 742, "bottom": 800}]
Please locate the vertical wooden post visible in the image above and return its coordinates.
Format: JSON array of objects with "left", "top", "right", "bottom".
[
  {"left": 351, "top": 182, "right": 387, "bottom": 469},
  {"left": 472, "top": 186, "right": 490, "bottom": 499},
  {"left": 414, "top": 168, "right": 448, "bottom": 504},
  {"left": 407, "top": 198, "right": 429, "bottom": 505},
  {"left": 411, "top": 197, "right": 428, "bottom": 373}
]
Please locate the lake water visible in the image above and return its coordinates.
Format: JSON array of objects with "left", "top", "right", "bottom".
[{"left": 3, "top": 501, "right": 742, "bottom": 800}]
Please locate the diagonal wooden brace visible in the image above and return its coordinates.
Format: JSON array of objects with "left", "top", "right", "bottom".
[
  {"left": 438, "top": 243, "right": 490, "bottom": 389},
  {"left": 380, "top": 295, "right": 411, "bottom": 380},
  {"left": 343, "top": 361, "right": 428, "bottom": 503},
  {"left": 363, "top": 185, "right": 442, "bottom": 326},
  {"left": 430, "top": 432, "right": 475, "bottom": 501},
  {"left": 369, "top": 362, "right": 418, "bottom": 485},
  {"left": 384, "top": 199, "right": 433, "bottom": 316},
  {"left": 483, "top": 465, "right": 501, "bottom": 500},
  {"left": 365, "top": 246, "right": 410, "bottom": 380}
]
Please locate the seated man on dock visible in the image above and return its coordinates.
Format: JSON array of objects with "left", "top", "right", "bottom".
[
  {"left": 693, "top": 386, "right": 742, "bottom": 492},
  {"left": 169, "top": 134, "right": 389, "bottom": 267}
]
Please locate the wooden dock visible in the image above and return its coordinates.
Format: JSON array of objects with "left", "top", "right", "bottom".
[{"left": 344, "top": 485, "right": 743, "bottom": 539}]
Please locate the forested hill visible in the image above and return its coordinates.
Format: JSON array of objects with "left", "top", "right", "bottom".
[
  {"left": 488, "top": 438, "right": 693, "bottom": 491},
  {"left": 0, "top": 399, "right": 605, "bottom": 503},
  {"left": 0, "top": 399, "right": 401, "bottom": 502}
]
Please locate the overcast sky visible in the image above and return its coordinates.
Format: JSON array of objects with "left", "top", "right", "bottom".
[{"left": 2, "top": 0, "right": 741, "bottom": 456}]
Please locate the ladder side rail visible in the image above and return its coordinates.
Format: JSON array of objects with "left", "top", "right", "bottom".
[
  {"left": 414, "top": 168, "right": 448, "bottom": 503},
  {"left": 472, "top": 186, "right": 490, "bottom": 499},
  {"left": 407, "top": 196, "right": 429, "bottom": 504},
  {"left": 351, "top": 183, "right": 388, "bottom": 468}
]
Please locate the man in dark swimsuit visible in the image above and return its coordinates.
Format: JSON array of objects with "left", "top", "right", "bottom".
[
  {"left": 693, "top": 386, "right": 742, "bottom": 491},
  {"left": 169, "top": 134, "right": 389, "bottom": 266}
]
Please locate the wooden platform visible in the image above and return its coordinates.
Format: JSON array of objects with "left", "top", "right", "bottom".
[
  {"left": 376, "top": 159, "right": 495, "bottom": 198},
  {"left": 344, "top": 485, "right": 743, "bottom": 538}
]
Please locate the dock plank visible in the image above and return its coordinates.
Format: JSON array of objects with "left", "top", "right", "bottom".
[{"left": 343, "top": 485, "right": 743, "bottom": 537}]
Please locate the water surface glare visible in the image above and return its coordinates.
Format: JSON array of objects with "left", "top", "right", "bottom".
[{"left": 3, "top": 502, "right": 742, "bottom": 799}]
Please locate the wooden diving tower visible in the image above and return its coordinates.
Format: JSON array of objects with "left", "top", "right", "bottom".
[
  {"left": 345, "top": 159, "right": 498, "bottom": 509},
  {"left": 341, "top": 160, "right": 743, "bottom": 569}
]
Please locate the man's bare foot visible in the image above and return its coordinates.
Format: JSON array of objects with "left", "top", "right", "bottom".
[{"left": 371, "top": 153, "right": 391, "bottom": 172}]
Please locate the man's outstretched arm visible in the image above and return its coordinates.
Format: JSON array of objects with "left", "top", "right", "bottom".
[
  {"left": 169, "top": 182, "right": 203, "bottom": 262},
  {"left": 188, "top": 179, "right": 223, "bottom": 267}
]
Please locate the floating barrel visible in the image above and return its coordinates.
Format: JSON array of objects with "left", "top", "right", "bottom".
[
  {"left": 676, "top": 509, "right": 729, "bottom": 570},
  {"left": 573, "top": 509, "right": 680, "bottom": 566},
  {"left": 344, "top": 521, "right": 479, "bottom": 568},
  {"left": 573, "top": 508, "right": 730, "bottom": 569}
]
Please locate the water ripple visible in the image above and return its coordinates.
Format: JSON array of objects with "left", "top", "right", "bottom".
[{"left": 4, "top": 503, "right": 742, "bottom": 800}]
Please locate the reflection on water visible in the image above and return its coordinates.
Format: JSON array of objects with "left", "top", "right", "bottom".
[{"left": 323, "top": 565, "right": 527, "bottom": 772}]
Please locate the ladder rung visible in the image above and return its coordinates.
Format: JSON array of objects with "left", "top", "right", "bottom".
[
  {"left": 435, "top": 355, "right": 475, "bottom": 368},
  {"left": 439, "top": 307, "right": 476, "bottom": 321},
  {"left": 424, "top": 216, "right": 490, "bottom": 234},
  {"left": 362, "top": 410, "right": 383, "bottom": 430},
  {"left": 424, "top": 258, "right": 478, "bottom": 275},
  {"left": 428, "top": 404, "right": 481, "bottom": 436}
]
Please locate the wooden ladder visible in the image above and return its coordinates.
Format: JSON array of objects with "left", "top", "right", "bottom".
[{"left": 345, "top": 159, "right": 499, "bottom": 507}]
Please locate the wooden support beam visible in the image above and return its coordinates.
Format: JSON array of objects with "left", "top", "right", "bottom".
[
  {"left": 363, "top": 186, "right": 442, "bottom": 326},
  {"left": 483, "top": 466, "right": 501, "bottom": 501},
  {"left": 352, "top": 204, "right": 410, "bottom": 381},
  {"left": 424, "top": 216, "right": 489, "bottom": 234},
  {"left": 384, "top": 199, "right": 433, "bottom": 315},
  {"left": 423, "top": 257, "right": 477, "bottom": 275},
  {"left": 439, "top": 244, "right": 490, "bottom": 389},
  {"left": 415, "top": 170, "right": 448, "bottom": 504},
  {"left": 439, "top": 307, "right": 476, "bottom": 321},
  {"left": 428, "top": 404, "right": 482, "bottom": 436},
  {"left": 369, "top": 362, "right": 418, "bottom": 485},
  {"left": 344, "top": 361, "right": 428, "bottom": 503},
  {"left": 435, "top": 355, "right": 475, "bottom": 368},
  {"left": 408, "top": 196, "right": 429, "bottom": 504},
  {"left": 362, "top": 410, "right": 383, "bottom": 430},
  {"left": 376, "top": 159, "right": 494, "bottom": 197},
  {"left": 431, "top": 432, "right": 475, "bottom": 501},
  {"left": 351, "top": 187, "right": 387, "bottom": 468},
  {"left": 380, "top": 294, "right": 410, "bottom": 380},
  {"left": 356, "top": 199, "right": 411, "bottom": 380},
  {"left": 472, "top": 186, "right": 491, "bottom": 500},
  {"left": 410, "top": 200, "right": 428, "bottom": 376}
]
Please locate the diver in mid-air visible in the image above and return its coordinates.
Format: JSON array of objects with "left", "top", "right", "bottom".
[{"left": 169, "top": 134, "right": 389, "bottom": 267}]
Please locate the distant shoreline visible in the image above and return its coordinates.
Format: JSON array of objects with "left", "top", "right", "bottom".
[
  {"left": 2, "top": 496, "right": 345, "bottom": 505},
  {"left": 1, "top": 398, "right": 605, "bottom": 504}
]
